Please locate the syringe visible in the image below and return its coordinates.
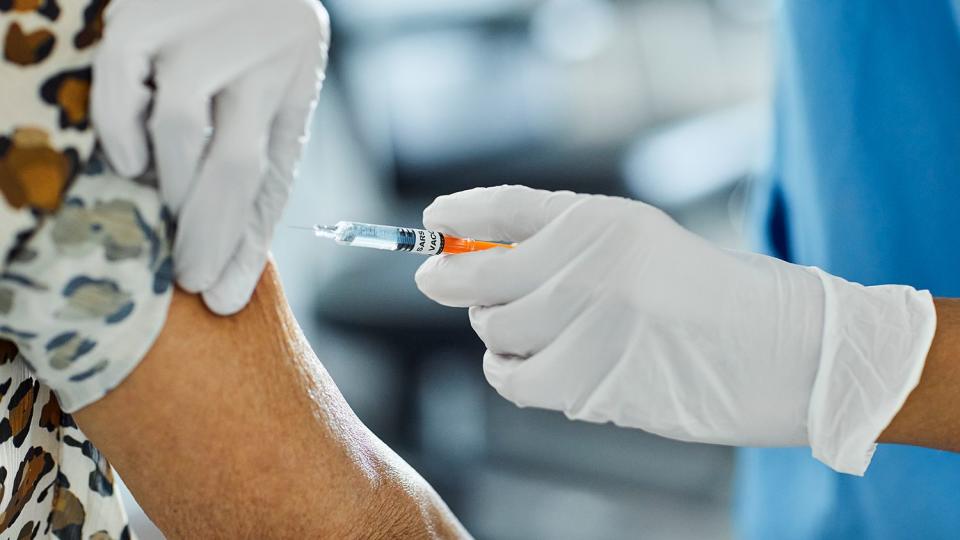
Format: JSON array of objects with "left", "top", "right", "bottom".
[{"left": 300, "top": 221, "right": 514, "bottom": 256}]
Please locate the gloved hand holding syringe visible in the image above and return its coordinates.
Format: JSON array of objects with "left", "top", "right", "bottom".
[{"left": 296, "top": 221, "right": 514, "bottom": 255}]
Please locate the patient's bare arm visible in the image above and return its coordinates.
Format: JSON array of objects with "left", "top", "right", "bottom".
[{"left": 73, "top": 263, "right": 468, "bottom": 538}]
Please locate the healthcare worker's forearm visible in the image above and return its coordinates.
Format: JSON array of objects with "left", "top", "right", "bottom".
[
  {"left": 880, "top": 299, "right": 960, "bottom": 452},
  {"left": 73, "top": 263, "right": 469, "bottom": 538}
]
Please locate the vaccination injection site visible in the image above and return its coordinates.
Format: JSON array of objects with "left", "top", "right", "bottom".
[{"left": 2, "top": 0, "right": 960, "bottom": 538}]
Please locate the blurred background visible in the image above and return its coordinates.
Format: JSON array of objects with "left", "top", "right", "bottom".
[{"left": 125, "top": 0, "right": 774, "bottom": 537}]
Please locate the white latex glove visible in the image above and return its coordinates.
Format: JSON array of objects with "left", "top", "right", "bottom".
[
  {"left": 92, "top": 0, "right": 330, "bottom": 315},
  {"left": 416, "top": 186, "right": 937, "bottom": 475}
]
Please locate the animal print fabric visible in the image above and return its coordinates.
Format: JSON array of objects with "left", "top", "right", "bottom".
[{"left": 0, "top": 0, "right": 174, "bottom": 536}]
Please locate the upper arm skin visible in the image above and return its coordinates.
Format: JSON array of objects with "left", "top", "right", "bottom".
[{"left": 73, "top": 263, "right": 469, "bottom": 539}]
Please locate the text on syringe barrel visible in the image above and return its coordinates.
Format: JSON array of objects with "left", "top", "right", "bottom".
[{"left": 396, "top": 227, "right": 445, "bottom": 255}]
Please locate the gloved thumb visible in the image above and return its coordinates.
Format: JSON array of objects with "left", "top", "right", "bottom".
[
  {"left": 482, "top": 351, "right": 527, "bottom": 405},
  {"left": 423, "top": 185, "right": 587, "bottom": 243}
]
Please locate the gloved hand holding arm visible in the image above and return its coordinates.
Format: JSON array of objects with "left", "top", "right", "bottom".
[
  {"left": 93, "top": 0, "right": 330, "bottom": 315},
  {"left": 416, "top": 186, "right": 937, "bottom": 476}
]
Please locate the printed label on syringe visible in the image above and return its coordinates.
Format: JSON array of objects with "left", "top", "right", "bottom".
[{"left": 398, "top": 228, "right": 445, "bottom": 255}]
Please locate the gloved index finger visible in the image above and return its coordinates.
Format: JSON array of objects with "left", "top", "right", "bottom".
[
  {"left": 174, "top": 57, "right": 293, "bottom": 293},
  {"left": 202, "top": 45, "right": 324, "bottom": 315},
  {"left": 423, "top": 185, "right": 587, "bottom": 243}
]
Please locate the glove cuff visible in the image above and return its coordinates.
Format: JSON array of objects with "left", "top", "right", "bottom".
[{"left": 806, "top": 268, "right": 936, "bottom": 475}]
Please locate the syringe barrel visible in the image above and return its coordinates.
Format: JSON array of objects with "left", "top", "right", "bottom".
[
  {"left": 323, "top": 221, "right": 512, "bottom": 255},
  {"left": 333, "top": 222, "right": 444, "bottom": 255}
]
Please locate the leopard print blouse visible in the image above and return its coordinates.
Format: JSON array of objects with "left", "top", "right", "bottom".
[{"left": 0, "top": 0, "right": 175, "bottom": 537}]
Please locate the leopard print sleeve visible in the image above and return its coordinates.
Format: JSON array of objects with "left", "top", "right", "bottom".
[
  {"left": 0, "top": 0, "right": 173, "bottom": 413},
  {"left": 0, "top": 0, "right": 173, "bottom": 536}
]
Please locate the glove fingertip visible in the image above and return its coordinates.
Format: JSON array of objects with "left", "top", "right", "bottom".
[
  {"left": 198, "top": 259, "right": 264, "bottom": 316},
  {"left": 107, "top": 144, "right": 149, "bottom": 178},
  {"left": 483, "top": 351, "right": 524, "bottom": 400},
  {"left": 96, "top": 119, "right": 150, "bottom": 177},
  {"left": 174, "top": 256, "right": 219, "bottom": 294},
  {"left": 175, "top": 275, "right": 206, "bottom": 295},
  {"left": 414, "top": 255, "right": 481, "bottom": 308},
  {"left": 414, "top": 258, "right": 454, "bottom": 305},
  {"left": 201, "top": 286, "right": 252, "bottom": 317},
  {"left": 199, "top": 241, "right": 272, "bottom": 317},
  {"left": 422, "top": 200, "right": 453, "bottom": 232},
  {"left": 422, "top": 187, "right": 497, "bottom": 230}
]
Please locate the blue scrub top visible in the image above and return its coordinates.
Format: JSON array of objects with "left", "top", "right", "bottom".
[{"left": 739, "top": 1, "right": 960, "bottom": 538}]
